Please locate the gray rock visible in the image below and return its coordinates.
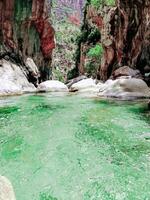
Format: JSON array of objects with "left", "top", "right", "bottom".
[
  {"left": 112, "top": 66, "right": 142, "bottom": 79},
  {"left": 98, "top": 78, "right": 150, "bottom": 99}
]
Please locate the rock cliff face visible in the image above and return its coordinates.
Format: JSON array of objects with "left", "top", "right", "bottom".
[
  {"left": 0, "top": 0, "right": 55, "bottom": 81},
  {"left": 76, "top": 0, "right": 150, "bottom": 84},
  {"left": 100, "top": 0, "right": 150, "bottom": 81}
]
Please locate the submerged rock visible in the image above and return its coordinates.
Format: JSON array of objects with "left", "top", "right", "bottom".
[
  {"left": 0, "top": 59, "right": 36, "bottom": 96},
  {"left": 139, "top": 133, "right": 150, "bottom": 140},
  {"left": 38, "top": 80, "right": 69, "bottom": 92},
  {"left": 98, "top": 78, "right": 150, "bottom": 98},
  {"left": 0, "top": 176, "right": 16, "bottom": 200}
]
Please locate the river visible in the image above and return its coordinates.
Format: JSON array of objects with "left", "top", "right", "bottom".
[{"left": 0, "top": 94, "right": 149, "bottom": 200}]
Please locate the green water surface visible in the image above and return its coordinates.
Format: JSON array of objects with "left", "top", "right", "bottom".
[{"left": 0, "top": 94, "right": 150, "bottom": 200}]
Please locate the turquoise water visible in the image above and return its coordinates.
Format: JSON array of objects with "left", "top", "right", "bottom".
[{"left": 0, "top": 94, "right": 150, "bottom": 200}]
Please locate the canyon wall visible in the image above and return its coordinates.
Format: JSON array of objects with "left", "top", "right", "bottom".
[
  {"left": 76, "top": 0, "right": 150, "bottom": 84},
  {"left": 0, "top": 0, "right": 55, "bottom": 81}
]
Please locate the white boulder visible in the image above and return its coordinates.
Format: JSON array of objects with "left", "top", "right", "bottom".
[
  {"left": 98, "top": 78, "right": 150, "bottom": 98},
  {"left": 70, "top": 78, "right": 97, "bottom": 92},
  {"left": 38, "top": 80, "right": 69, "bottom": 92},
  {"left": 0, "top": 80, "right": 22, "bottom": 96},
  {"left": 0, "top": 59, "right": 36, "bottom": 96},
  {"left": 0, "top": 176, "right": 16, "bottom": 200}
]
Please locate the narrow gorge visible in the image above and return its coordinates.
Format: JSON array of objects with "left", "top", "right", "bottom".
[{"left": 0, "top": 1, "right": 150, "bottom": 200}]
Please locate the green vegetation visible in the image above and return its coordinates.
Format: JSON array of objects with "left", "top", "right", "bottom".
[
  {"left": 90, "top": 0, "right": 115, "bottom": 8},
  {"left": 87, "top": 27, "right": 101, "bottom": 43},
  {"left": 74, "top": 24, "right": 101, "bottom": 79},
  {"left": 84, "top": 44, "right": 103, "bottom": 78},
  {"left": 106, "top": 0, "right": 116, "bottom": 6},
  {"left": 52, "top": 21, "right": 81, "bottom": 82},
  {"left": 85, "top": 61, "right": 99, "bottom": 78},
  {"left": 74, "top": 0, "right": 116, "bottom": 79},
  {"left": 67, "top": 66, "right": 79, "bottom": 80},
  {"left": 87, "top": 44, "right": 103, "bottom": 58},
  {"left": 90, "top": 0, "right": 101, "bottom": 8},
  {"left": 53, "top": 68, "right": 64, "bottom": 82}
]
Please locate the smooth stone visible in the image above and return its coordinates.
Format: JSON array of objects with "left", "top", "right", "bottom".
[
  {"left": 0, "top": 59, "right": 36, "bottom": 96},
  {"left": 38, "top": 80, "right": 69, "bottom": 92},
  {"left": 0, "top": 176, "right": 16, "bottom": 200},
  {"left": 70, "top": 78, "right": 97, "bottom": 92},
  {"left": 98, "top": 78, "right": 150, "bottom": 98}
]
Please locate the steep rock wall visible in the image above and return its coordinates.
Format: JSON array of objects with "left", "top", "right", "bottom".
[
  {"left": 0, "top": 0, "right": 55, "bottom": 81},
  {"left": 77, "top": 0, "right": 150, "bottom": 83},
  {"left": 100, "top": 0, "right": 150, "bottom": 81}
]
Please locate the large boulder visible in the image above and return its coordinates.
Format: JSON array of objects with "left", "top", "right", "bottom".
[
  {"left": 70, "top": 78, "right": 98, "bottom": 92},
  {"left": 0, "top": 176, "right": 16, "bottom": 200},
  {"left": 112, "top": 66, "right": 142, "bottom": 79},
  {"left": 98, "top": 78, "right": 150, "bottom": 98},
  {"left": 0, "top": 59, "right": 36, "bottom": 96},
  {"left": 66, "top": 76, "right": 87, "bottom": 88},
  {"left": 38, "top": 80, "right": 69, "bottom": 92}
]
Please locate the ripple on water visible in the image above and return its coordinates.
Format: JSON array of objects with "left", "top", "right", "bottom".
[{"left": 0, "top": 95, "right": 149, "bottom": 200}]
